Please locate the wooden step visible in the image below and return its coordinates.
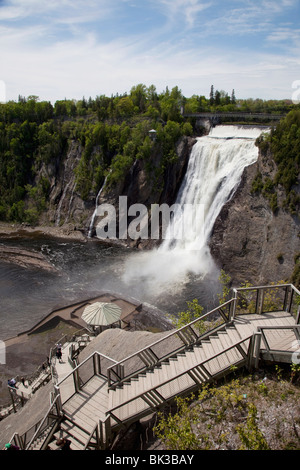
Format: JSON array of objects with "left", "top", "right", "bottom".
[
  {"left": 226, "top": 326, "right": 244, "bottom": 345},
  {"left": 201, "top": 340, "right": 222, "bottom": 374},
  {"left": 192, "top": 344, "right": 205, "bottom": 360},
  {"left": 234, "top": 321, "right": 254, "bottom": 339},
  {"left": 49, "top": 432, "right": 84, "bottom": 451},
  {"left": 60, "top": 419, "right": 91, "bottom": 447},
  {"left": 192, "top": 345, "right": 214, "bottom": 375},
  {"left": 217, "top": 331, "right": 243, "bottom": 364},
  {"left": 209, "top": 336, "right": 232, "bottom": 369}
]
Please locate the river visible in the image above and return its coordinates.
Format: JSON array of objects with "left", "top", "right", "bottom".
[
  {"left": 0, "top": 125, "right": 266, "bottom": 341},
  {"left": 0, "top": 236, "right": 220, "bottom": 340}
]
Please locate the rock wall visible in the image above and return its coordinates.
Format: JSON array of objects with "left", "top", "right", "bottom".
[
  {"left": 209, "top": 148, "right": 300, "bottom": 286},
  {"left": 82, "top": 136, "right": 195, "bottom": 246},
  {"left": 35, "top": 136, "right": 195, "bottom": 243},
  {"left": 34, "top": 130, "right": 299, "bottom": 286},
  {"left": 38, "top": 140, "right": 94, "bottom": 231}
]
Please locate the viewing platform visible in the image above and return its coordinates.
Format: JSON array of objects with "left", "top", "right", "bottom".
[{"left": 6, "top": 283, "right": 300, "bottom": 451}]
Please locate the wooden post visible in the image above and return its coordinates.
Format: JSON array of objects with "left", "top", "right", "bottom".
[
  {"left": 254, "top": 332, "right": 262, "bottom": 369},
  {"left": 104, "top": 415, "right": 112, "bottom": 449},
  {"left": 116, "top": 364, "right": 124, "bottom": 381},
  {"left": 256, "top": 288, "right": 264, "bottom": 314},
  {"left": 74, "top": 368, "right": 80, "bottom": 393},
  {"left": 287, "top": 285, "right": 294, "bottom": 313},
  {"left": 54, "top": 386, "right": 63, "bottom": 416},
  {"left": 296, "top": 306, "right": 300, "bottom": 325},
  {"left": 230, "top": 290, "right": 237, "bottom": 320},
  {"left": 283, "top": 285, "right": 290, "bottom": 312},
  {"left": 9, "top": 387, "right": 17, "bottom": 413},
  {"left": 97, "top": 353, "right": 101, "bottom": 376},
  {"left": 93, "top": 352, "right": 98, "bottom": 376},
  {"left": 14, "top": 433, "right": 24, "bottom": 450}
]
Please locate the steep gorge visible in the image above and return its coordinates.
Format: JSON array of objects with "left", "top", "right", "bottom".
[
  {"left": 21, "top": 125, "right": 300, "bottom": 288},
  {"left": 210, "top": 144, "right": 299, "bottom": 286},
  {"left": 36, "top": 134, "right": 195, "bottom": 246}
]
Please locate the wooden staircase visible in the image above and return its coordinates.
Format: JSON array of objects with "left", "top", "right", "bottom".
[
  {"left": 9, "top": 283, "right": 300, "bottom": 451},
  {"left": 107, "top": 322, "right": 251, "bottom": 427},
  {"left": 48, "top": 417, "right": 97, "bottom": 450}
]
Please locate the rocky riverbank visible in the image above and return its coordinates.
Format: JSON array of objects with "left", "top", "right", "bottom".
[{"left": 0, "top": 222, "right": 87, "bottom": 242}]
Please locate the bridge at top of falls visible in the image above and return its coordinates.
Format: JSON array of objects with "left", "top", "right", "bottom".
[{"left": 181, "top": 111, "right": 286, "bottom": 122}]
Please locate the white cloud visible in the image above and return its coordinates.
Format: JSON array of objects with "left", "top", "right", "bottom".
[
  {"left": 153, "top": 0, "right": 212, "bottom": 28},
  {"left": 0, "top": 0, "right": 299, "bottom": 101},
  {"left": 267, "top": 27, "right": 300, "bottom": 43}
]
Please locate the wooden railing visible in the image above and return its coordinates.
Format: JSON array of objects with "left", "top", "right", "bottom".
[
  {"left": 8, "top": 394, "right": 63, "bottom": 450},
  {"left": 55, "top": 351, "right": 118, "bottom": 405},
  {"left": 256, "top": 325, "right": 300, "bottom": 363},
  {"left": 9, "top": 283, "right": 299, "bottom": 450},
  {"left": 108, "top": 334, "right": 256, "bottom": 427},
  {"left": 232, "top": 283, "right": 300, "bottom": 319},
  {"left": 106, "top": 284, "right": 300, "bottom": 389},
  {"left": 107, "top": 299, "right": 235, "bottom": 389}
]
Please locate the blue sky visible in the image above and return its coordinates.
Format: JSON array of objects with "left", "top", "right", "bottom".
[{"left": 1, "top": 0, "right": 300, "bottom": 103}]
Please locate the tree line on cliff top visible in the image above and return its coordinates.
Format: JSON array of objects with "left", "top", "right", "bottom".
[{"left": 0, "top": 84, "right": 298, "bottom": 225}]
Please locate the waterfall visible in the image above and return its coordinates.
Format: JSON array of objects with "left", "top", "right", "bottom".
[
  {"left": 123, "top": 125, "right": 267, "bottom": 294},
  {"left": 88, "top": 175, "right": 108, "bottom": 238},
  {"left": 161, "top": 125, "right": 265, "bottom": 252}
]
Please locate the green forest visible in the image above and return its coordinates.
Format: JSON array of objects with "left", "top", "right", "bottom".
[
  {"left": 254, "top": 109, "right": 300, "bottom": 215},
  {"left": 0, "top": 83, "right": 298, "bottom": 225}
]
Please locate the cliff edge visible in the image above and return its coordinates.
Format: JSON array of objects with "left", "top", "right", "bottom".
[{"left": 209, "top": 146, "right": 299, "bottom": 286}]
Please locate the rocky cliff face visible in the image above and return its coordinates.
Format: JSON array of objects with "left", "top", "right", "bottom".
[
  {"left": 38, "top": 140, "right": 94, "bottom": 230},
  {"left": 94, "top": 135, "right": 195, "bottom": 248},
  {"left": 209, "top": 147, "right": 300, "bottom": 286},
  {"left": 37, "top": 136, "right": 195, "bottom": 244},
  {"left": 35, "top": 131, "right": 299, "bottom": 286}
]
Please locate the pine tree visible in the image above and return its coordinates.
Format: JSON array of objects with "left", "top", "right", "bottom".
[
  {"left": 231, "top": 89, "right": 236, "bottom": 104},
  {"left": 209, "top": 85, "right": 214, "bottom": 105}
]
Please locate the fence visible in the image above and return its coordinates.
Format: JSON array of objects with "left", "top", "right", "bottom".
[
  {"left": 55, "top": 351, "right": 118, "bottom": 406},
  {"left": 107, "top": 299, "right": 235, "bottom": 389},
  {"left": 232, "top": 283, "right": 300, "bottom": 319},
  {"left": 8, "top": 394, "right": 62, "bottom": 450},
  {"left": 257, "top": 325, "right": 300, "bottom": 363}
]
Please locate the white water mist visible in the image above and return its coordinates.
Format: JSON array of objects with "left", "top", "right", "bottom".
[{"left": 123, "top": 125, "right": 266, "bottom": 294}]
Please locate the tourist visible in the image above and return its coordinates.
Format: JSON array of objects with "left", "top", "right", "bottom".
[
  {"left": 21, "top": 377, "right": 27, "bottom": 387},
  {"left": 56, "top": 348, "right": 62, "bottom": 363},
  {"left": 4, "top": 443, "right": 19, "bottom": 450},
  {"left": 7, "top": 378, "right": 17, "bottom": 389},
  {"left": 56, "top": 438, "right": 71, "bottom": 450}
]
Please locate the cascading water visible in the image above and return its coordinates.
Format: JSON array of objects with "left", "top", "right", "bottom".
[
  {"left": 88, "top": 174, "right": 109, "bottom": 238},
  {"left": 163, "top": 125, "right": 265, "bottom": 252},
  {"left": 0, "top": 125, "right": 269, "bottom": 338},
  {"left": 123, "top": 125, "right": 267, "bottom": 294}
]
